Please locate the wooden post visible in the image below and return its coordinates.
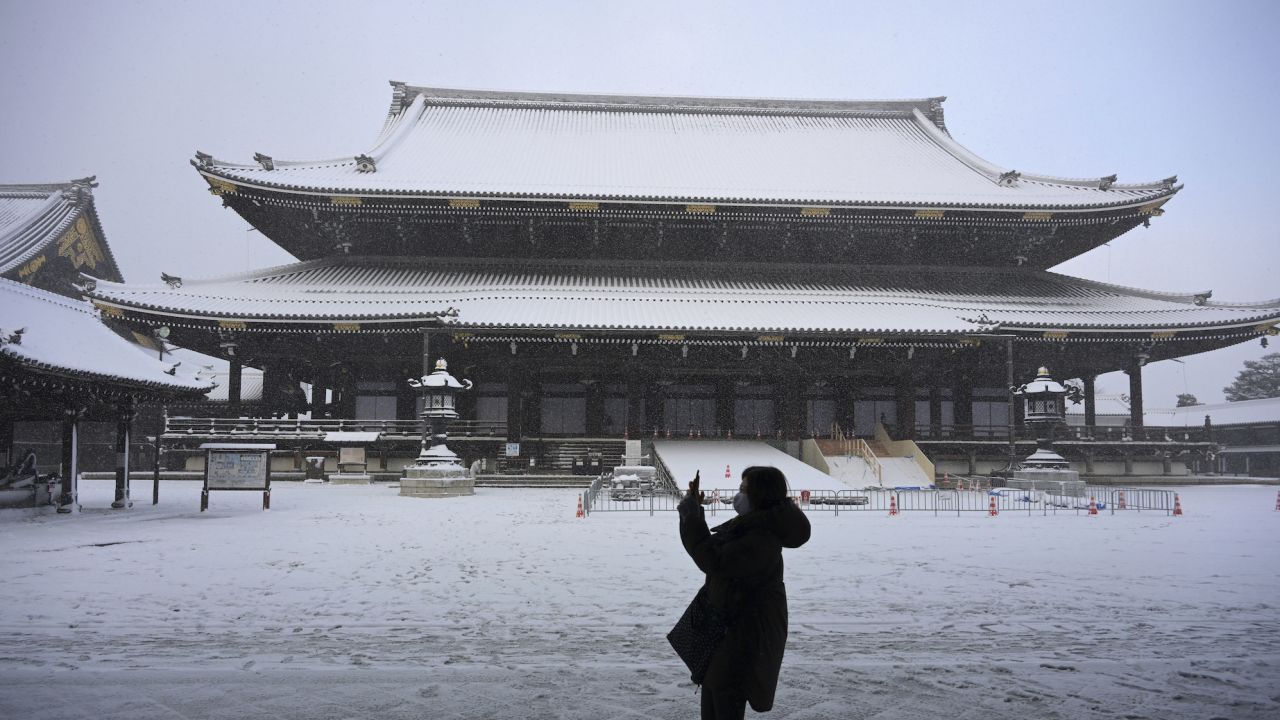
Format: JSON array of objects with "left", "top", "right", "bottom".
[
  {"left": 0, "top": 416, "right": 12, "bottom": 470},
  {"left": 1006, "top": 338, "right": 1016, "bottom": 469},
  {"left": 111, "top": 401, "right": 134, "bottom": 508},
  {"left": 57, "top": 408, "right": 80, "bottom": 513},
  {"left": 1126, "top": 357, "right": 1145, "bottom": 430},
  {"left": 896, "top": 354, "right": 915, "bottom": 440},
  {"left": 1083, "top": 374, "right": 1097, "bottom": 433},
  {"left": 228, "top": 359, "right": 243, "bottom": 414},
  {"left": 929, "top": 386, "right": 943, "bottom": 439}
]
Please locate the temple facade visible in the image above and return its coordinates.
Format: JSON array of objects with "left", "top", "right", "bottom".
[{"left": 80, "top": 84, "right": 1280, "bottom": 478}]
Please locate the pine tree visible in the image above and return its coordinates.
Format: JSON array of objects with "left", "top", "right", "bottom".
[
  {"left": 1176, "top": 393, "right": 1200, "bottom": 407},
  {"left": 1223, "top": 353, "right": 1280, "bottom": 401}
]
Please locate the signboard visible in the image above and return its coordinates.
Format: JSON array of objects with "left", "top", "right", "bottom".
[
  {"left": 200, "top": 444, "right": 273, "bottom": 511},
  {"left": 207, "top": 450, "right": 269, "bottom": 490},
  {"left": 505, "top": 442, "right": 521, "bottom": 457},
  {"left": 338, "top": 447, "right": 366, "bottom": 466}
]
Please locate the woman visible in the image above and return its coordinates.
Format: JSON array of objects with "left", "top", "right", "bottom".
[{"left": 678, "top": 466, "right": 811, "bottom": 719}]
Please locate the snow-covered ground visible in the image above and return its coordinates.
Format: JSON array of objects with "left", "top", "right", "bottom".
[{"left": 2, "top": 480, "right": 1278, "bottom": 719}]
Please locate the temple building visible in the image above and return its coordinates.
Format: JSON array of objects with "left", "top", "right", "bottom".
[
  {"left": 1, "top": 180, "right": 213, "bottom": 508},
  {"left": 81, "top": 84, "right": 1280, "bottom": 478}
]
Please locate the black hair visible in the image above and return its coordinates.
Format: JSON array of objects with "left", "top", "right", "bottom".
[{"left": 741, "top": 466, "right": 788, "bottom": 509}]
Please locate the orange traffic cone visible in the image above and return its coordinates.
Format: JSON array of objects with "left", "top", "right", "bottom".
[
  {"left": 1088, "top": 496, "right": 1098, "bottom": 516},
  {"left": 888, "top": 495, "right": 898, "bottom": 516},
  {"left": 1173, "top": 494, "right": 1183, "bottom": 517},
  {"left": 1118, "top": 491, "right": 1127, "bottom": 510},
  {"left": 576, "top": 494, "right": 585, "bottom": 519},
  {"left": 988, "top": 496, "right": 998, "bottom": 517}
]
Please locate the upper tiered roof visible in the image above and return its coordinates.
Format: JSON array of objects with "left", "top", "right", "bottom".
[
  {"left": 0, "top": 179, "right": 123, "bottom": 293},
  {"left": 195, "top": 84, "right": 1179, "bottom": 212}
]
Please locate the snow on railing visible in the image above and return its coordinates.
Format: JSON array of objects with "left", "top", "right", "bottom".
[{"left": 583, "top": 486, "right": 1178, "bottom": 516}]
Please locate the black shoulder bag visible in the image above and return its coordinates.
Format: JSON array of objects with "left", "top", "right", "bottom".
[{"left": 667, "top": 585, "right": 727, "bottom": 685}]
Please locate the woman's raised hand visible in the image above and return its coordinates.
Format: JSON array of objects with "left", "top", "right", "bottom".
[{"left": 687, "top": 470, "right": 704, "bottom": 503}]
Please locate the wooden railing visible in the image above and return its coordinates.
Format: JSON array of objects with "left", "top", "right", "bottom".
[
  {"left": 828, "top": 423, "right": 883, "bottom": 486},
  {"left": 165, "top": 416, "right": 506, "bottom": 439}
]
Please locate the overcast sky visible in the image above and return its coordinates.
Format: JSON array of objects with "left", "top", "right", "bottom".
[{"left": 2, "top": 0, "right": 1277, "bottom": 406}]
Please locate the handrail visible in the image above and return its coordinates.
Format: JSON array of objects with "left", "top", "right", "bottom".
[
  {"left": 852, "top": 437, "right": 884, "bottom": 486},
  {"left": 650, "top": 447, "right": 680, "bottom": 494}
]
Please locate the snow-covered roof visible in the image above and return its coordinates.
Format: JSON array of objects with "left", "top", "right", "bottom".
[
  {"left": 1066, "top": 393, "right": 1132, "bottom": 417},
  {"left": 1145, "top": 397, "right": 1280, "bottom": 427},
  {"left": 83, "top": 257, "right": 1280, "bottom": 336},
  {"left": 0, "top": 279, "right": 215, "bottom": 394},
  {"left": 0, "top": 179, "right": 122, "bottom": 284},
  {"left": 194, "top": 84, "right": 1179, "bottom": 211}
]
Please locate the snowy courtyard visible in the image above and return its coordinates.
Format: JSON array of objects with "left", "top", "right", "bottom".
[{"left": 2, "top": 480, "right": 1278, "bottom": 719}]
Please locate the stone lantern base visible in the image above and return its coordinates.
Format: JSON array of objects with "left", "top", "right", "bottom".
[
  {"left": 1008, "top": 467, "right": 1085, "bottom": 497},
  {"left": 400, "top": 464, "right": 474, "bottom": 497}
]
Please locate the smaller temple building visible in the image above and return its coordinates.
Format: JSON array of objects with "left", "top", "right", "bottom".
[{"left": 1, "top": 179, "right": 214, "bottom": 509}]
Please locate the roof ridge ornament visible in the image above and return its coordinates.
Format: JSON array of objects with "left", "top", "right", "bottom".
[
  {"left": 61, "top": 176, "right": 97, "bottom": 204},
  {"left": 1099, "top": 174, "right": 1117, "bottom": 191},
  {"left": 355, "top": 154, "right": 377, "bottom": 173},
  {"left": 928, "top": 96, "right": 947, "bottom": 131},
  {"left": 194, "top": 151, "right": 213, "bottom": 169},
  {"left": 161, "top": 272, "right": 182, "bottom": 288},
  {"left": 253, "top": 153, "right": 275, "bottom": 171},
  {"left": 1162, "top": 175, "right": 1178, "bottom": 190},
  {"left": 998, "top": 170, "right": 1021, "bottom": 187}
]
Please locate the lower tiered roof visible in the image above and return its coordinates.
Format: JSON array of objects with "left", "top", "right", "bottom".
[
  {"left": 0, "top": 279, "right": 215, "bottom": 398},
  {"left": 82, "top": 257, "right": 1280, "bottom": 339}
]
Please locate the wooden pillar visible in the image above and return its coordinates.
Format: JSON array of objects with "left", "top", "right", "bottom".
[
  {"left": 314, "top": 381, "right": 331, "bottom": 419},
  {"left": 506, "top": 369, "right": 524, "bottom": 442},
  {"left": 227, "top": 359, "right": 243, "bottom": 414},
  {"left": 1083, "top": 374, "right": 1097, "bottom": 432},
  {"left": 524, "top": 376, "right": 542, "bottom": 437},
  {"left": 776, "top": 374, "right": 803, "bottom": 440},
  {"left": 647, "top": 381, "right": 667, "bottom": 435},
  {"left": 57, "top": 408, "right": 80, "bottom": 513},
  {"left": 715, "top": 379, "right": 734, "bottom": 437},
  {"left": 112, "top": 401, "right": 134, "bottom": 509},
  {"left": 584, "top": 380, "right": 604, "bottom": 437},
  {"left": 626, "top": 371, "right": 645, "bottom": 436},
  {"left": 1126, "top": 358, "right": 1144, "bottom": 429},
  {"left": 895, "top": 355, "right": 915, "bottom": 439},
  {"left": 929, "top": 386, "right": 943, "bottom": 439},
  {"left": 395, "top": 364, "right": 416, "bottom": 422},
  {"left": 834, "top": 375, "right": 857, "bottom": 436},
  {"left": 0, "top": 416, "right": 12, "bottom": 470},
  {"left": 1005, "top": 338, "right": 1016, "bottom": 467},
  {"left": 953, "top": 374, "right": 973, "bottom": 432}
]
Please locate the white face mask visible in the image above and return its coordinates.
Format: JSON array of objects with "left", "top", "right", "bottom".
[{"left": 732, "top": 492, "right": 751, "bottom": 515}]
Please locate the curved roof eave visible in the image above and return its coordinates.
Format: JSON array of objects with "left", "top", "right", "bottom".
[{"left": 193, "top": 166, "right": 1180, "bottom": 215}]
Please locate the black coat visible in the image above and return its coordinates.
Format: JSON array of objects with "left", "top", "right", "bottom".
[{"left": 678, "top": 495, "right": 811, "bottom": 711}]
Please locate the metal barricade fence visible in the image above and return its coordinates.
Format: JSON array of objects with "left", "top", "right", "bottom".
[{"left": 584, "top": 485, "right": 1177, "bottom": 516}]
